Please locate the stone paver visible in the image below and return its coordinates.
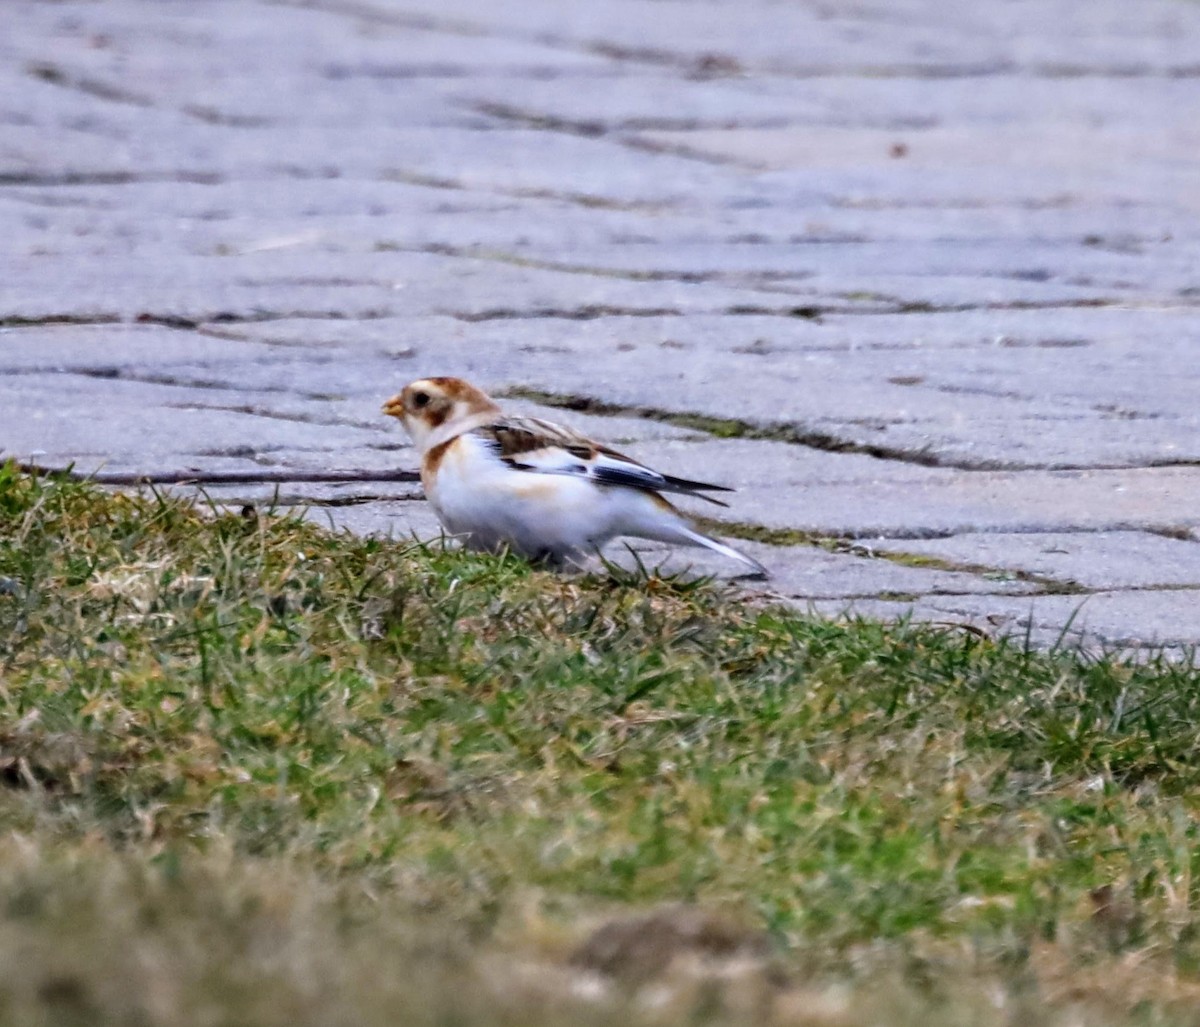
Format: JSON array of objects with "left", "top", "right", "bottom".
[
  {"left": 872, "top": 531, "right": 1200, "bottom": 592},
  {"left": 3, "top": 0, "right": 1200, "bottom": 656}
]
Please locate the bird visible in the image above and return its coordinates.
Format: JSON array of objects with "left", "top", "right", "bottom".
[{"left": 381, "top": 377, "right": 767, "bottom": 577}]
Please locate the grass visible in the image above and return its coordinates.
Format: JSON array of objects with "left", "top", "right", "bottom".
[{"left": 3, "top": 463, "right": 1200, "bottom": 1025}]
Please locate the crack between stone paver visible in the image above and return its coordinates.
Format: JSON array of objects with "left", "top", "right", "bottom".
[
  {"left": 14, "top": 462, "right": 420, "bottom": 487},
  {"left": 0, "top": 310, "right": 394, "bottom": 331},
  {"left": 701, "top": 518, "right": 1088, "bottom": 595},
  {"left": 395, "top": 245, "right": 1200, "bottom": 316},
  {"left": 60, "top": 367, "right": 259, "bottom": 391},
  {"left": 501, "top": 386, "right": 1200, "bottom": 473},
  {"left": 7, "top": 366, "right": 361, "bottom": 411},
  {"left": 2, "top": 191, "right": 116, "bottom": 210},
  {"left": 0, "top": 171, "right": 223, "bottom": 187},
  {"left": 26, "top": 61, "right": 154, "bottom": 108},
  {"left": 134, "top": 310, "right": 397, "bottom": 328},
  {"left": 411, "top": 241, "right": 814, "bottom": 287},
  {"left": 49, "top": 367, "right": 328, "bottom": 400},
  {"left": 0, "top": 312, "right": 1125, "bottom": 360},
  {"left": 193, "top": 325, "right": 344, "bottom": 350},
  {"left": 464, "top": 100, "right": 760, "bottom": 168},
  {"left": 779, "top": 295, "right": 1200, "bottom": 316},
  {"left": 452, "top": 305, "right": 686, "bottom": 322},
  {"left": 618, "top": 132, "right": 768, "bottom": 168},
  {"left": 892, "top": 378, "right": 1176, "bottom": 421},
  {"left": 271, "top": 0, "right": 743, "bottom": 80},
  {"left": 179, "top": 105, "right": 274, "bottom": 128},
  {"left": 467, "top": 101, "right": 805, "bottom": 135},
  {"left": 26, "top": 60, "right": 275, "bottom": 128},
  {"left": 709, "top": 521, "right": 1200, "bottom": 594},
  {"left": 603, "top": 399, "right": 956, "bottom": 466},
  {"left": 833, "top": 196, "right": 1132, "bottom": 213},
  {"left": 1146, "top": 525, "right": 1200, "bottom": 543},
  {"left": 377, "top": 169, "right": 675, "bottom": 212},
  {"left": 267, "top": 0, "right": 491, "bottom": 39},
  {"left": 270, "top": 0, "right": 1200, "bottom": 82},
  {"left": 0, "top": 314, "right": 124, "bottom": 328},
  {"left": 165, "top": 401, "right": 378, "bottom": 431}
]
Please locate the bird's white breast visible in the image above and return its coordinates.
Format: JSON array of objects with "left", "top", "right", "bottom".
[{"left": 425, "top": 433, "right": 662, "bottom": 559}]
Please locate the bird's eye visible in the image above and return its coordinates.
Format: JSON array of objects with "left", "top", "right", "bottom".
[{"left": 411, "top": 391, "right": 430, "bottom": 409}]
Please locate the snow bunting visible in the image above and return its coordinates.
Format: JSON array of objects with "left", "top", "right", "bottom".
[{"left": 382, "top": 377, "right": 767, "bottom": 576}]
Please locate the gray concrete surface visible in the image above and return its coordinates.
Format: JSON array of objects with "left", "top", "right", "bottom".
[{"left": 3, "top": 0, "right": 1200, "bottom": 657}]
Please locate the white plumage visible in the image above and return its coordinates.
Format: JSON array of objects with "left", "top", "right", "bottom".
[{"left": 382, "top": 377, "right": 766, "bottom": 576}]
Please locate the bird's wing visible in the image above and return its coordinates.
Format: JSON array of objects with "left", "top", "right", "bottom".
[{"left": 472, "top": 415, "right": 733, "bottom": 507}]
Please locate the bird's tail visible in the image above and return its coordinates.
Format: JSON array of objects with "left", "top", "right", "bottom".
[{"left": 667, "top": 525, "right": 768, "bottom": 573}]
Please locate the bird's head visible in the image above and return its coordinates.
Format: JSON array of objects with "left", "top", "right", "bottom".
[{"left": 382, "top": 377, "right": 499, "bottom": 451}]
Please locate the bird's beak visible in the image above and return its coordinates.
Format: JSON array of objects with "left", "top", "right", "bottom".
[{"left": 382, "top": 394, "right": 405, "bottom": 419}]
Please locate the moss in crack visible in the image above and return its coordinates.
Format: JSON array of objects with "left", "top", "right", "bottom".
[
  {"left": 863, "top": 548, "right": 1088, "bottom": 595},
  {"left": 694, "top": 519, "right": 838, "bottom": 552},
  {"left": 699, "top": 518, "right": 1089, "bottom": 596},
  {"left": 837, "top": 542, "right": 1088, "bottom": 595},
  {"left": 1146, "top": 525, "right": 1197, "bottom": 543},
  {"left": 501, "top": 389, "right": 831, "bottom": 446},
  {"left": 502, "top": 387, "right": 974, "bottom": 468},
  {"left": 661, "top": 414, "right": 748, "bottom": 439},
  {"left": 0, "top": 313, "right": 122, "bottom": 328}
]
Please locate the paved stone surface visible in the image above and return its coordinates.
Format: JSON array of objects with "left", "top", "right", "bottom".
[
  {"left": 872, "top": 531, "right": 1200, "bottom": 592},
  {"left": 3, "top": 0, "right": 1200, "bottom": 657}
]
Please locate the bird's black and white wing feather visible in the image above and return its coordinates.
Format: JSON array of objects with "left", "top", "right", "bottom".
[{"left": 471, "top": 415, "right": 733, "bottom": 507}]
